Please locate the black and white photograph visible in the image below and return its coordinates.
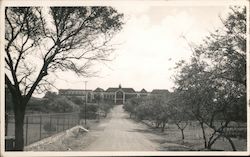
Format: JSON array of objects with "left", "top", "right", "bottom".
[{"left": 1, "top": 0, "right": 249, "bottom": 156}]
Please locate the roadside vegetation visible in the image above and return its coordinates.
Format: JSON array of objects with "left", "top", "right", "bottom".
[
  {"left": 5, "top": 91, "right": 115, "bottom": 147},
  {"left": 123, "top": 6, "right": 247, "bottom": 151},
  {"left": 79, "top": 102, "right": 114, "bottom": 120}
]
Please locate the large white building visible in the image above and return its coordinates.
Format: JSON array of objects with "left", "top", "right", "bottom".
[{"left": 59, "top": 84, "right": 169, "bottom": 104}]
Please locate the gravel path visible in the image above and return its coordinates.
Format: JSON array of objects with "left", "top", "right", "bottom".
[{"left": 81, "top": 105, "right": 160, "bottom": 151}]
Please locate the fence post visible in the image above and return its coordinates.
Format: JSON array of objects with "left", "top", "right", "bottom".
[
  {"left": 25, "top": 116, "right": 28, "bottom": 146},
  {"left": 70, "top": 116, "right": 72, "bottom": 128},
  {"left": 63, "top": 116, "right": 65, "bottom": 130},
  {"left": 49, "top": 114, "right": 52, "bottom": 133},
  {"left": 76, "top": 114, "right": 78, "bottom": 125},
  {"left": 68, "top": 116, "right": 70, "bottom": 129},
  {"left": 73, "top": 115, "right": 75, "bottom": 126},
  {"left": 39, "top": 115, "right": 42, "bottom": 140},
  {"left": 57, "top": 117, "right": 59, "bottom": 132},
  {"left": 75, "top": 113, "right": 76, "bottom": 125}
]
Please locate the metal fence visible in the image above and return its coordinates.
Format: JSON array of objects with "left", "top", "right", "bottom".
[{"left": 6, "top": 112, "right": 80, "bottom": 146}]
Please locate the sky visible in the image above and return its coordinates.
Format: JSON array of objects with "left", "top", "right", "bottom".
[{"left": 49, "top": 4, "right": 231, "bottom": 95}]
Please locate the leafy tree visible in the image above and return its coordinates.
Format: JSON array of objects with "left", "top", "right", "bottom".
[
  {"left": 43, "top": 91, "right": 58, "bottom": 100},
  {"left": 125, "top": 96, "right": 170, "bottom": 132},
  {"left": 94, "top": 92, "right": 102, "bottom": 103},
  {"left": 48, "top": 96, "right": 78, "bottom": 113},
  {"left": 5, "top": 7, "right": 123, "bottom": 150},
  {"left": 123, "top": 97, "right": 143, "bottom": 118},
  {"left": 69, "top": 96, "right": 83, "bottom": 106},
  {"left": 147, "top": 96, "right": 170, "bottom": 132},
  {"left": 168, "top": 92, "right": 189, "bottom": 140},
  {"left": 99, "top": 103, "right": 113, "bottom": 117},
  {"left": 79, "top": 103, "right": 99, "bottom": 119},
  {"left": 135, "top": 102, "right": 152, "bottom": 121},
  {"left": 174, "top": 6, "right": 246, "bottom": 150},
  {"left": 26, "top": 97, "right": 49, "bottom": 113}
]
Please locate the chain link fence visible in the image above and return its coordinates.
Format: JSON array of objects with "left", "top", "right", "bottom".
[{"left": 6, "top": 112, "right": 80, "bottom": 146}]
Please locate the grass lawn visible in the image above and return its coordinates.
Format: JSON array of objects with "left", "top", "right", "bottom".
[{"left": 142, "top": 120, "right": 247, "bottom": 151}]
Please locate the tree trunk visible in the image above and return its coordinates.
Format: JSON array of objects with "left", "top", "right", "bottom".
[
  {"left": 200, "top": 122, "right": 208, "bottom": 149},
  {"left": 207, "top": 131, "right": 222, "bottom": 150},
  {"left": 12, "top": 94, "right": 27, "bottom": 151},
  {"left": 225, "top": 136, "right": 237, "bottom": 151},
  {"left": 5, "top": 112, "right": 9, "bottom": 136},
  {"left": 155, "top": 121, "right": 160, "bottom": 128},
  {"left": 181, "top": 129, "right": 185, "bottom": 140},
  {"left": 14, "top": 106, "right": 26, "bottom": 150},
  {"left": 161, "top": 122, "right": 166, "bottom": 132}
]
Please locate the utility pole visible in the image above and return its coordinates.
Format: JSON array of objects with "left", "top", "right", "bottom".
[{"left": 84, "top": 81, "right": 88, "bottom": 126}]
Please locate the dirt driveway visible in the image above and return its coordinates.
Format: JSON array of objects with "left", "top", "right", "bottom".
[{"left": 81, "top": 105, "right": 160, "bottom": 151}]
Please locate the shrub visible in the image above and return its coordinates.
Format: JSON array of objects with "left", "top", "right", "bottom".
[
  {"left": 99, "top": 103, "right": 113, "bottom": 117},
  {"left": 43, "top": 122, "right": 56, "bottom": 132},
  {"left": 48, "top": 96, "right": 79, "bottom": 113},
  {"left": 79, "top": 103, "right": 98, "bottom": 119},
  {"left": 69, "top": 96, "right": 83, "bottom": 106}
]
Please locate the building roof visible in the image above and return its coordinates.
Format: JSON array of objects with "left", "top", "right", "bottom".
[
  {"left": 59, "top": 89, "right": 92, "bottom": 96},
  {"left": 123, "top": 88, "right": 136, "bottom": 93},
  {"left": 106, "top": 87, "right": 136, "bottom": 93},
  {"left": 58, "top": 88, "right": 170, "bottom": 95},
  {"left": 106, "top": 88, "right": 117, "bottom": 92},
  {"left": 140, "top": 88, "right": 147, "bottom": 93},
  {"left": 151, "top": 89, "right": 170, "bottom": 95},
  {"left": 59, "top": 89, "right": 92, "bottom": 92},
  {"left": 93, "top": 87, "right": 105, "bottom": 92}
]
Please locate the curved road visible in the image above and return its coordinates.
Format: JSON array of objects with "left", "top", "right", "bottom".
[{"left": 82, "top": 105, "right": 160, "bottom": 151}]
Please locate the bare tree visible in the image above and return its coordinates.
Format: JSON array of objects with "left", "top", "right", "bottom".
[{"left": 5, "top": 7, "right": 123, "bottom": 150}]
